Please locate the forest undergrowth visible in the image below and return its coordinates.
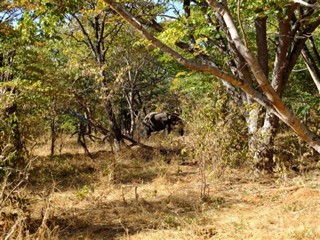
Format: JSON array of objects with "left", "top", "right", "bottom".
[{"left": 1, "top": 135, "right": 320, "bottom": 240}]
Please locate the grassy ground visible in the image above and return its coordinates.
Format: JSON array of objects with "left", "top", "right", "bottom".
[{"left": 5, "top": 136, "right": 320, "bottom": 239}]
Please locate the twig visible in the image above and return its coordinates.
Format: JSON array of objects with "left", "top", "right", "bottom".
[
  {"left": 237, "top": 0, "right": 248, "bottom": 47},
  {"left": 34, "top": 182, "right": 56, "bottom": 238},
  {"left": 135, "top": 185, "right": 139, "bottom": 202},
  {"left": 4, "top": 216, "right": 26, "bottom": 240},
  {"left": 121, "top": 185, "right": 127, "bottom": 205},
  {"left": 0, "top": 158, "right": 35, "bottom": 208}
]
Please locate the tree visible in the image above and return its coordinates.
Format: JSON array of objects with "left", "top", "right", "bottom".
[
  {"left": 63, "top": 2, "right": 168, "bottom": 148},
  {"left": 105, "top": 0, "right": 320, "bottom": 168},
  {"left": 66, "top": 2, "right": 124, "bottom": 150},
  {"left": 0, "top": 2, "right": 24, "bottom": 159}
]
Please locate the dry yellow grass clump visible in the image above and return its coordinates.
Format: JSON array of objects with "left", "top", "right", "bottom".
[{"left": 2, "top": 136, "right": 320, "bottom": 240}]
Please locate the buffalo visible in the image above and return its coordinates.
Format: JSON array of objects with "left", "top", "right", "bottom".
[{"left": 143, "top": 111, "right": 185, "bottom": 138}]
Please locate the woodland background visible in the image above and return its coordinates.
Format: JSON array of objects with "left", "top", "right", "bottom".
[{"left": 1, "top": 0, "right": 320, "bottom": 239}]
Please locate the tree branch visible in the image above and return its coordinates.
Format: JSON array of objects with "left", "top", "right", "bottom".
[
  {"left": 237, "top": 0, "right": 248, "bottom": 47},
  {"left": 302, "top": 44, "right": 320, "bottom": 93},
  {"left": 72, "top": 14, "right": 97, "bottom": 61},
  {"left": 104, "top": 0, "right": 281, "bottom": 118},
  {"left": 292, "top": 0, "right": 320, "bottom": 8}
]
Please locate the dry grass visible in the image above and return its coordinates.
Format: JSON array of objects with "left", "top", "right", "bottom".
[{"left": 3, "top": 136, "right": 320, "bottom": 240}]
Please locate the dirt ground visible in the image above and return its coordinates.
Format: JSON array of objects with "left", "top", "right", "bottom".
[{"left": 23, "top": 140, "right": 320, "bottom": 240}]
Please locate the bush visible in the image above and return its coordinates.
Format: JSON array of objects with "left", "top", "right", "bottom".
[{"left": 184, "top": 97, "right": 248, "bottom": 171}]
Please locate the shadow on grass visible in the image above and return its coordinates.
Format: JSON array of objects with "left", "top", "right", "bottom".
[
  {"left": 28, "top": 153, "right": 100, "bottom": 191},
  {"left": 27, "top": 145, "right": 202, "bottom": 239},
  {"left": 29, "top": 191, "right": 227, "bottom": 240},
  {"left": 27, "top": 147, "right": 182, "bottom": 190}
]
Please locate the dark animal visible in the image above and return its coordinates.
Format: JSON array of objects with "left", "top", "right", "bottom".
[{"left": 143, "top": 111, "right": 185, "bottom": 137}]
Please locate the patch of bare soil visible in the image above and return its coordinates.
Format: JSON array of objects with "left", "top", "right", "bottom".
[
  {"left": 284, "top": 188, "right": 320, "bottom": 204},
  {"left": 25, "top": 146, "right": 320, "bottom": 240}
]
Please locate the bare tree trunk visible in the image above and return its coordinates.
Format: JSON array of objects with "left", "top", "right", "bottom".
[
  {"left": 123, "top": 65, "right": 137, "bottom": 138},
  {"left": 128, "top": 91, "right": 136, "bottom": 138},
  {"left": 247, "top": 13, "right": 272, "bottom": 169}
]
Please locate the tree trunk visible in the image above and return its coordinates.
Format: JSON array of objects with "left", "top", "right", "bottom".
[
  {"left": 123, "top": 65, "right": 137, "bottom": 138},
  {"left": 6, "top": 103, "right": 23, "bottom": 156},
  {"left": 254, "top": 113, "right": 279, "bottom": 171},
  {"left": 128, "top": 91, "right": 136, "bottom": 138},
  {"left": 104, "top": 98, "right": 122, "bottom": 151},
  {"left": 248, "top": 13, "right": 275, "bottom": 170},
  {"left": 98, "top": 66, "right": 123, "bottom": 151},
  {"left": 50, "top": 117, "right": 56, "bottom": 156}
]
